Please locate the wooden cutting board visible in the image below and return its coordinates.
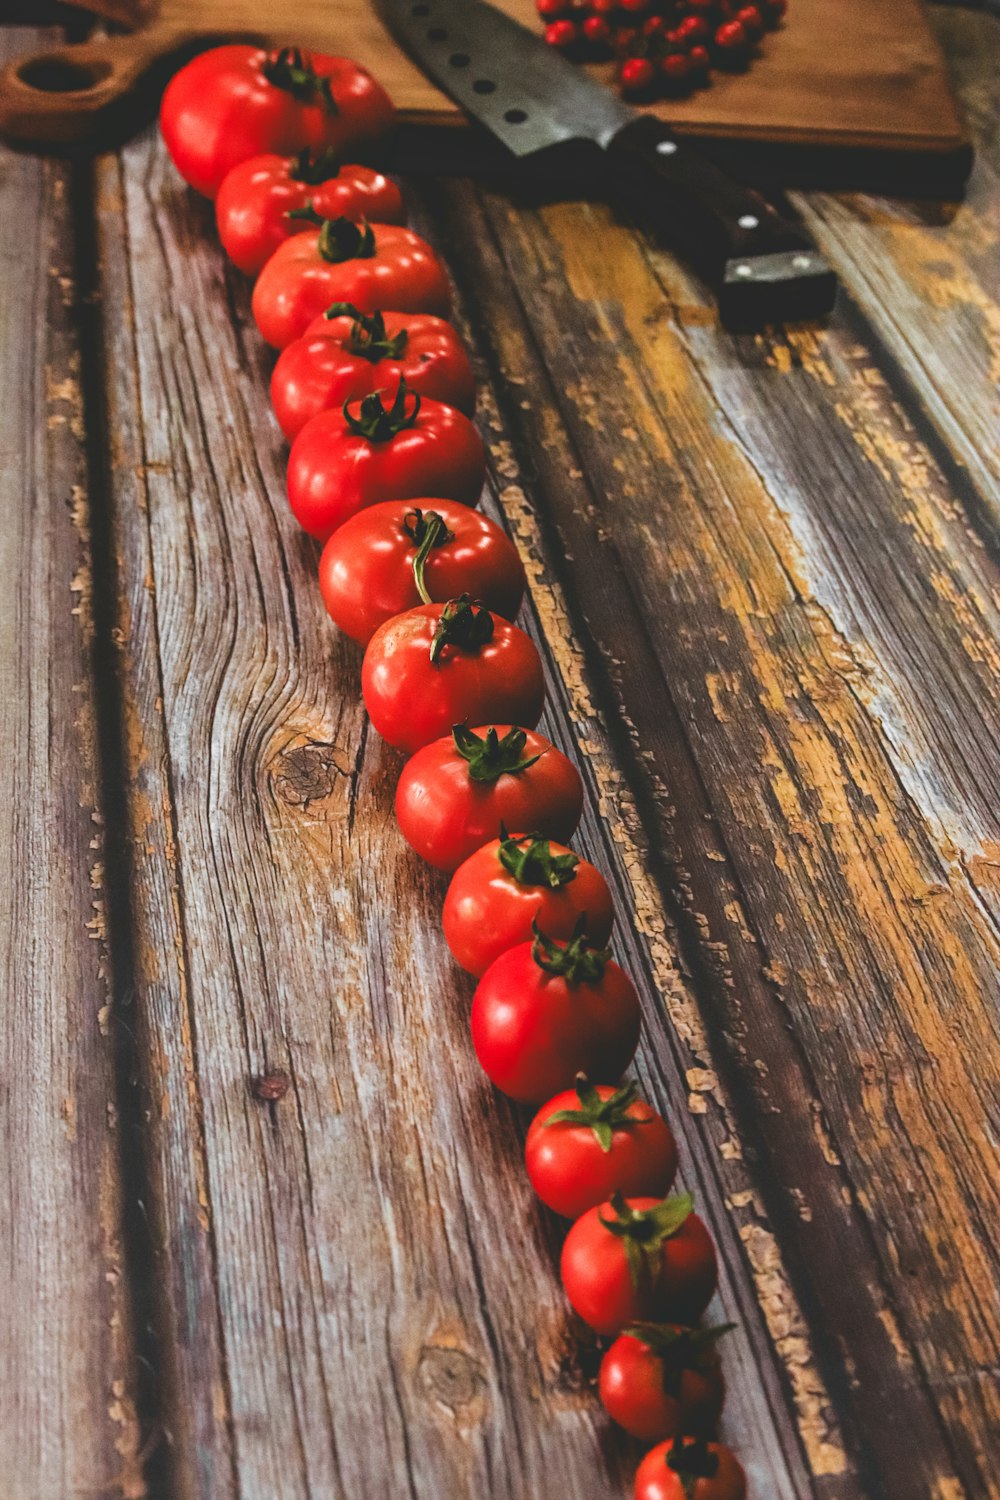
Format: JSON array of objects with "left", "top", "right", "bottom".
[{"left": 0, "top": 0, "right": 970, "bottom": 188}]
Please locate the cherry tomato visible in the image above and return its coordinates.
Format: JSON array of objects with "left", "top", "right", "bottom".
[
  {"left": 216, "top": 151, "right": 405, "bottom": 276},
  {"left": 471, "top": 923, "right": 641, "bottom": 1105},
  {"left": 361, "top": 598, "right": 544, "bottom": 754},
  {"left": 272, "top": 306, "right": 474, "bottom": 441},
  {"left": 599, "top": 1322, "right": 729, "bottom": 1442},
  {"left": 160, "top": 45, "right": 395, "bottom": 199},
  {"left": 560, "top": 1193, "right": 718, "bottom": 1334},
  {"left": 525, "top": 1076, "right": 676, "bottom": 1218},
  {"left": 252, "top": 218, "right": 451, "bottom": 349},
  {"left": 287, "top": 383, "right": 485, "bottom": 542},
  {"left": 319, "top": 500, "right": 524, "bottom": 646},
  {"left": 634, "top": 1436, "right": 746, "bottom": 1500},
  {"left": 443, "top": 832, "right": 612, "bottom": 977},
  {"left": 396, "top": 725, "right": 583, "bottom": 872}
]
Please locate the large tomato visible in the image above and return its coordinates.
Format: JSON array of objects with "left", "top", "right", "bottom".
[
  {"left": 443, "top": 832, "right": 613, "bottom": 978},
  {"left": 319, "top": 501, "right": 524, "bottom": 647},
  {"left": 252, "top": 218, "right": 451, "bottom": 348},
  {"left": 160, "top": 45, "right": 395, "bottom": 198},
  {"left": 287, "top": 384, "right": 484, "bottom": 541},
  {"left": 272, "top": 306, "right": 475, "bottom": 440},
  {"left": 470, "top": 924, "right": 642, "bottom": 1105},
  {"left": 560, "top": 1193, "right": 718, "bottom": 1335},
  {"left": 524, "top": 1076, "right": 676, "bottom": 1218},
  {"left": 396, "top": 725, "right": 584, "bottom": 872},
  {"left": 216, "top": 153, "right": 405, "bottom": 275},
  {"left": 634, "top": 1437, "right": 746, "bottom": 1500},
  {"left": 599, "top": 1323, "right": 729, "bottom": 1443},
  {"left": 361, "top": 598, "right": 544, "bottom": 754}
]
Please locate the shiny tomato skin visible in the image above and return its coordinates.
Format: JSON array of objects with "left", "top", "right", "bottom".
[
  {"left": 471, "top": 945, "right": 641, "bottom": 1105},
  {"left": 561, "top": 1198, "right": 718, "bottom": 1335},
  {"left": 273, "top": 312, "right": 474, "bottom": 441},
  {"left": 252, "top": 224, "right": 451, "bottom": 348},
  {"left": 160, "top": 46, "right": 395, "bottom": 198},
  {"left": 396, "top": 726, "right": 583, "bottom": 872},
  {"left": 216, "top": 155, "right": 405, "bottom": 276},
  {"left": 599, "top": 1331, "right": 724, "bottom": 1443},
  {"left": 634, "top": 1439, "right": 746, "bottom": 1500},
  {"left": 525, "top": 1085, "right": 677, "bottom": 1218},
  {"left": 319, "top": 499, "right": 524, "bottom": 646},
  {"left": 361, "top": 605, "right": 544, "bottom": 754},
  {"left": 287, "top": 399, "right": 485, "bottom": 542},
  {"left": 443, "top": 838, "right": 613, "bottom": 977}
]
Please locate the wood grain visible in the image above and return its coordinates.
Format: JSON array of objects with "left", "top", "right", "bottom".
[{"left": 0, "top": 27, "right": 142, "bottom": 1500}]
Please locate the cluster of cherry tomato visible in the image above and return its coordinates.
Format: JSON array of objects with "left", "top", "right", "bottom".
[
  {"left": 536, "top": 0, "right": 788, "bottom": 99},
  {"left": 160, "top": 43, "right": 747, "bottom": 1500}
]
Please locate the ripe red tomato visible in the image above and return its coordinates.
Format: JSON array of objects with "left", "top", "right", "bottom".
[
  {"left": 396, "top": 725, "right": 583, "bottom": 872},
  {"left": 287, "top": 384, "right": 485, "bottom": 541},
  {"left": 634, "top": 1436, "right": 746, "bottom": 1500},
  {"left": 272, "top": 306, "right": 474, "bottom": 441},
  {"left": 524, "top": 1076, "right": 676, "bottom": 1218},
  {"left": 560, "top": 1193, "right": 718, "bottom": 1334},
  {"left": 471, "top": 923, "right": 641, "bottom": 1105},
  {"left": 443, "top": 832, "right": 612, "bottom": 977},
  {"left": 599, "top": 1322, "right": 729, "bottom": 1443},
  {"left": 252, "top": 219, "right": 451, "bottom": 348},
  {"left": 361, "top": 599, "right": 545, "bottom": 754},
  {"left": 160, "top": 46, "right": 395, "bottom": 199},
  {"left": 216, "top": 152, "right": 405, "bottom": 276},
  {"left": 319, "top": 500, "right": 524, "bottom": 646}
]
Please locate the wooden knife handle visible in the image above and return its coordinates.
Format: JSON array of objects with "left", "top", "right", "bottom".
[{"left": 606, "top": 115, "right": 837, "bottom": 329}]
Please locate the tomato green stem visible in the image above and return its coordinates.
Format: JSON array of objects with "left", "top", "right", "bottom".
[
  {"left": 544, "top": 1074, "right": 645, "bottom": 1153},
  {"left": 343, "top": 379, "right": 420, "bottom": 442},
  {"left": 599, "top": 1191, "right": 694, "bottom": 1291},
  {"left": 429, "top": 594, "right": 494, "bottom": 664},
  {"left": 287, "top": 147, "right": 342, "bottom": 184},
  {"left": 324, "top": 302, "right": 408, "bottom": 362},
  {"left": 261, "top": 47, "right": 340, "bottom": 114},
  {"left": 667, "top": 1434, "right": 720, "bottom": 1498},
  {"left": 622, "top": 1321, "right": 735, "bottom": 1397},
  {"left": 293, "top": 215, "right": 375, "bottom": 263},
  {"left": 403, "top": 509, "right": 454, "bottom": 605},
  {"left": 531, "top": 913, "right": 610, "bottom": 983},
  {"left": 498, "top": 831, "right": 578, "bottom": 889},
  {"left": 452, "top": 725, "right": 541, "bottom": 784}
]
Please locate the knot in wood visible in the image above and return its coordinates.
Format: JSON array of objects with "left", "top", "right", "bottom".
[
  {"left": 271, "top": 741, "right": 349, "bottom": 808},
  {"left": 417, "top": 1345, "right": 485, "bottom": 1414},
  {"left": 250, "top": 1070, "right": 290, "bottom": 1102}
]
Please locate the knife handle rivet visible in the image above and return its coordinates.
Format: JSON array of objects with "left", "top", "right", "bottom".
[
  {"left": 472, "top": 78, "right": 496, "bottom": 94},
  {"left": 655, "top": 140, "right": 678, "bottom": 156},
  {"left": 504, "top": 108, "right": 528, "bottom": 124},
  {"left": 427, "top": 25, "right": 447, "bottom": 39},
  {"left": 738, "top": 214, "right": 759, "bottom": 230},
  {"left": 735, "top": 263, "right": 753, "bottom": 278},
  {"left": 449, "top": 52, "right": 470, "bottom": 67}
]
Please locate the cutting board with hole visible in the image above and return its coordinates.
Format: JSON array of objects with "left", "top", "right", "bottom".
[{"left": 0, "top": 0, "right": 970, "bottom": 190}]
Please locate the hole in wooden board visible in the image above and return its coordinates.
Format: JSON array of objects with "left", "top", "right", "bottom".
[{"left": 17, "top": 56, "right": 112, "bottom": 93}]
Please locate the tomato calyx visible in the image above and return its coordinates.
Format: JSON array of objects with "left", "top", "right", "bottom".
[
  {"left": 667, "top": 1434, "right": 720, "bottom": 1498},
  {"left": 260, "top": 47, "right": 340, "bottom": 114},
  {"left": 343, "top": 379, "right": 421, "bottom": 442},
  {"left": 286, "top": 210, "right": 377, "bottom": 261},
  {"left": 430, "top": 594, "right": 495, "bottom": 664},
  {"left": 403, "top": 508, "right": 454, "bottom": 604},
  {"left": 544, "top": 1073, "right": 646, "bottom": 1153},
  {"left": 498, "top": 830, "right": 578, "bottom": 889},
  {"left": 287, "top": 146, "right": 342, "bottom": 184},
  {"left": 452, "top": 724, "right": 542, "bottom": 784},
  {"left": 599, "top": 1190, "right": 695, "bottom": 1291},
  {"left": 624, "top": 1320, "right": 734, "bottom": 1398},
  {"left": 532, "top": 913, "right": 611, "bottom": 984},
  {"left": 324, "top": 302, "right": 409, "bottom": 362}
]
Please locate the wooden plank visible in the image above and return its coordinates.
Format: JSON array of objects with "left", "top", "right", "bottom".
[
  {"left": 90, "top": 124, "right": 862, "bottom": 1498},
  {"left": 420, "top": 157, "right": 1000, "bottom": 1494},
  {"left": 0, "top": 27, "right": 143, "bottom": 1500}
]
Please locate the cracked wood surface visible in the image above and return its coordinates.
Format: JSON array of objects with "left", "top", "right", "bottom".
[{"left": 6, "top": 8, "right": 1000, "bottom": 1498}]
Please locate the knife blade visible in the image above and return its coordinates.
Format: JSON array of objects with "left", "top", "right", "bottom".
[{"left": 377, "top": 0, "right": 837, "bottom": 328}]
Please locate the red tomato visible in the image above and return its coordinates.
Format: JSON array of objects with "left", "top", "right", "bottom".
[
  {"left": 561, "top": 1193, "right": 718, "bottom": 1334},
  {"left": 273, "top": 306, "right": 474, "bottom": 441},
  {"left": 361, "top": 599, "right": 545, "bottom": 754},
  {"left": 252, "top": 219, "right": 451, "bottom": 348},
  {"left": 160, "top": 45, "right": 395, "bottom": 199},
  {"left": 471, "top": 925, "right": 642, "bottom": 1104},
  {"left": 216, "top": 152, "right": 405, "bottom": 275},
  {"left": 288, "top": 383, "right": 484, "bottom": 541},
  {"left": 396, "top": 724, "right": 583, "bottom": 872},
  {"left": 443, "top": 832, "right": 613, "bottom": 977},
  {"left": 634, "top": 1437, "right": 746, "bottom": 1500},
  {"left": 599, "top": 1323, "right": 729, "bottom": 1442},
  {"left": 524, "top": 1076, "right": 676, "bottom": 1218},
  {"left": 319, "top": 500, "right": 524, "bottom": 646}
]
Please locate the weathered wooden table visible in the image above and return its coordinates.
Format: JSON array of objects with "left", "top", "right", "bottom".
[{"left": 4, "top": 11, "right": 1000, "bottom": 1499}]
